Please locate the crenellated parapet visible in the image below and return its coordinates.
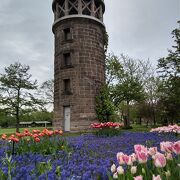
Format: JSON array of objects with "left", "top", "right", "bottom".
[{"left": 52, "top": 0, "right": 105, "bottom": 22}]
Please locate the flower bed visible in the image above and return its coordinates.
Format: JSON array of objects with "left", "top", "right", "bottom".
[
  {"left": 110, "top": 141, "right": 180, "bottom": 179},
  {"left": 150, "top": 124, "right": 180, "bottom": 134},
  {"left": 90, "top": 122, "right": 123, "bottom": 136},
  {"left": 0, "top": 131, "right": 179, "bottom": 179}
]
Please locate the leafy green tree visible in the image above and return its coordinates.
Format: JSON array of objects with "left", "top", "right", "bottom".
[
  {"left": 157, "top": 21, "right": 180, "bottom": 123},
  {"left": 112, "top": 55, "right": 145, "bottom": 128},
  {"left": 0, "top": 62, "right": 41, "bottom": 132},
  {"left": 95, "top": 85, "right": 116, "bottom": 122},
  {"left": 105, "top": 53, "right": 123, "bottom": 85},
  {"left": 21, "top": 110, "right": 53, "bottom": 122}
]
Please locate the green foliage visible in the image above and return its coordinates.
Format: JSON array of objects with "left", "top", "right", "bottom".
[
  {"left": 37, "top": 160, "right": 52, "bottom": 179},
  {"left": 105, "top": 53, "right": 123, "bottom": 85},
  {"left": 0, "top": 62, "right": 43, "bottom": 132},
  {"left": 104, "top": 31, "right": 109, "bottom": 54},
  {"left": 95, "top": 85, "right": 116, "bottom": 122},
  {"left": 21, "top": 110, "right": 53, "bottom": 122},
  {"left": 94, "top": 128, "right": 122, "bottom": 137},
  {"left": 157, "top": 21, "right": 180, "bottom": 123},
  {"left": 11, "top": 136, "right": 71, "bottom": 156},
  {"left": 1, "top": 154, "right": 16, "bottom": 180}
]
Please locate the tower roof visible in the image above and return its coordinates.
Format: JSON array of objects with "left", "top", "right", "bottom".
[{"left": 52, "top": 0, "right": 105, "bottom": 22}]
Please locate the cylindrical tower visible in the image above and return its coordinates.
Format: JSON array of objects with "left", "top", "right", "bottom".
[{"left": 52, "top": 0, "right": 105, "bottom": 131}]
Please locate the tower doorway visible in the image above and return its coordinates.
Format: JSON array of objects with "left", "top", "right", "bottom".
[{"left": 64, "top": 106, "right": 70, "bottom": 132}]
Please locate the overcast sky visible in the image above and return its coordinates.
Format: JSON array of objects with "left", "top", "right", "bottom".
[{"left": 0, "top": 0, "right": 179, "bottom": 84}]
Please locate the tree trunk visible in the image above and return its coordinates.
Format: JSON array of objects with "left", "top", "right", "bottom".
[
  {"left": 152, "top": 108, "right": 156, "bottom": 126},
  {"left": 16, "top": 106, "right": 20, "bottom": 133},
  {"left": 16, "top": 89, "right": 20, "bottom": 133},
  {"left": 124, "top": 100, "right": 130, "bottom": 128},
  {"left": 139, "top": 117, "right": 142, "bottom": 125}
]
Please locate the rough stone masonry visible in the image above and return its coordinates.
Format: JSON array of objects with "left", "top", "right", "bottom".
[{"left": 52, "top": 0, "right": 106, "bottom": 131}]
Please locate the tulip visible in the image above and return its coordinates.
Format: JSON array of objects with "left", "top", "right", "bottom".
[
  {"left": 113, "top": 172, "right": 118, "bottom": 179},
  {"left": 131, "top": 166, "right": 137, "bottom": 174},
  {"left": 172, "top": 141, "right": 180, "bottom": 155},
  {"left": 111, "top": 164, "right": 116, "bottom": 173},
  {"left": 131, "top": 153, "right": 137, "bottom": 162},
  {"left": 117, "top": 166, "right": 124, "bottom": 175},
  {"left": 133, "top": 175, "right": 143, "bottom": 180},
  {"left": 166, "top": 153, "right": 173, "bottom": 160},
  {"left": 59, "top": 130, "right": 63, "bottom": 135},
  {"left": 34, "top": 137, "right": 40, "bottom": 142},
  {"left": 165, "top": 170, "right": 171, "bottom": 178},
  {"left": 1, "top": 134, "right": 7, "bottom": 140},
  {"left": 54, "top": 130, "right": 59, "bottom": 134},
  {"left": 136, "top": 151, "right": 148, "bottom": 164},
  {"left": 134, "top": 145, "right": 148, "bottom": 154},
  {"left": 142, "top": 168, "right": 145, "bottom": 174},
  {"left": 122, "top": 154, "right": 133, "bottom": 165},
  {"left": 152, "top": 175, "right": 162, "bottom": 180},
  {"left": 153, "top": 153, "right": 166, "bottom": 168},
  {"left": 33, "top": 134, "right": 39, "bottom": 138},
  {"left": 160, "top": 142, "right": 173, "bottom": 153},
  {"left": 117, "top": 152, "right": 125, "bottom": 165},
  {"left": 148, "top": 147, "right": 157, "bottom": 156}
]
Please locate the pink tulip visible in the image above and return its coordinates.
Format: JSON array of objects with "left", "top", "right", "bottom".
[
  {"left": 148, "top": 147, "right": 157, "bottom": 156},
  {"left": 117, "top": 152, "right": 125, "bottom": 165},
  {"left": 136, "top": 151, "right": 148, "bottom": 164},
  {"left": 134, "top": 145, "right": 148, "bottom": 154},
  {"left": 160, "top": 142, "right": 173, "bottom": 153},
  {"left": 172, "top": 141, "right": 180, "bottom": 155},
  {"left": 133, "top": 175, "right": 143, "bottom": 180},
  {"left": 154, "top": 153, "right": 166, "bottom": 168},
  {"left": 152, "top": 175, "right": 162, "bottom": 180},
  {"left": 122, "top": 154, "right": 133, "bottom": 165}
]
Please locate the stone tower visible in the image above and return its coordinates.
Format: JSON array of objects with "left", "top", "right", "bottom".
[{"left": 52, "top": 0, "right": 105, "bottom": 131}]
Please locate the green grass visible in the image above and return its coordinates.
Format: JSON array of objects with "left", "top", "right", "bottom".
[
  {"left": 0, "top": 124, "right": 156, "bottom": 136},
  {"left": 0, "top": 127, "right": 47, "bottom": 135},
  {"left": 128, "top": 124, "right": 152, "bottom": 132}
]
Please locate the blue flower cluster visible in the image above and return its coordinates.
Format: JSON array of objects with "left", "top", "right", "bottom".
[{"left": 0, "top": 132, "right": 178, "bottom": 180}]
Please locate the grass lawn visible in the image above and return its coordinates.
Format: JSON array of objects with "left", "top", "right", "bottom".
[
  {"left": 0, "top": 124, "right": 153, "bottom": 136},
  {"left": 0, "top": 127, "right": 48, "bottom": 135}
]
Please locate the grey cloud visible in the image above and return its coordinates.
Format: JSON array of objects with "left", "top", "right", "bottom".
[{"left": 0, "top": 0, "right": 179, "bottom": 83}]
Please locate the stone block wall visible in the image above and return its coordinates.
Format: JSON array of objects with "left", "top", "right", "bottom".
[{"left": 53, "top": 17, "right": 105, "bottom": 131}]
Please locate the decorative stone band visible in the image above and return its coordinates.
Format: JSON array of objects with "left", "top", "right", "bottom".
[
  {"left": 52, "top": 0, "right": 105, "bottom": 22},
  {"left": 52, "top": 14, "right": 105, "bottom": 33}
]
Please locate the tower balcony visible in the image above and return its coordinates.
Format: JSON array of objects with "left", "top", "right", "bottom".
[{"left": 52, "top": 0, "right": 105, "bottom": 23}]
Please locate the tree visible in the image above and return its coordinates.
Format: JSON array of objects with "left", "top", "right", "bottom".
[
  {"left": 0, "top": 62, "right": 40, "bottom": 132},
  {"left": 95, "top": 85, "right": 116, "bottom": 122},
  {"left": 112, "top": 55, "right": 145, "bottom": 128},
  {"left": 105, "top": 53, "right": 123, "bottom": 85},
  {"left": 157, "top": 21, "right": 180, "bottom": 123},
  {"left": 38, "top": 79, "right": 54, "bottom": 111}
]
